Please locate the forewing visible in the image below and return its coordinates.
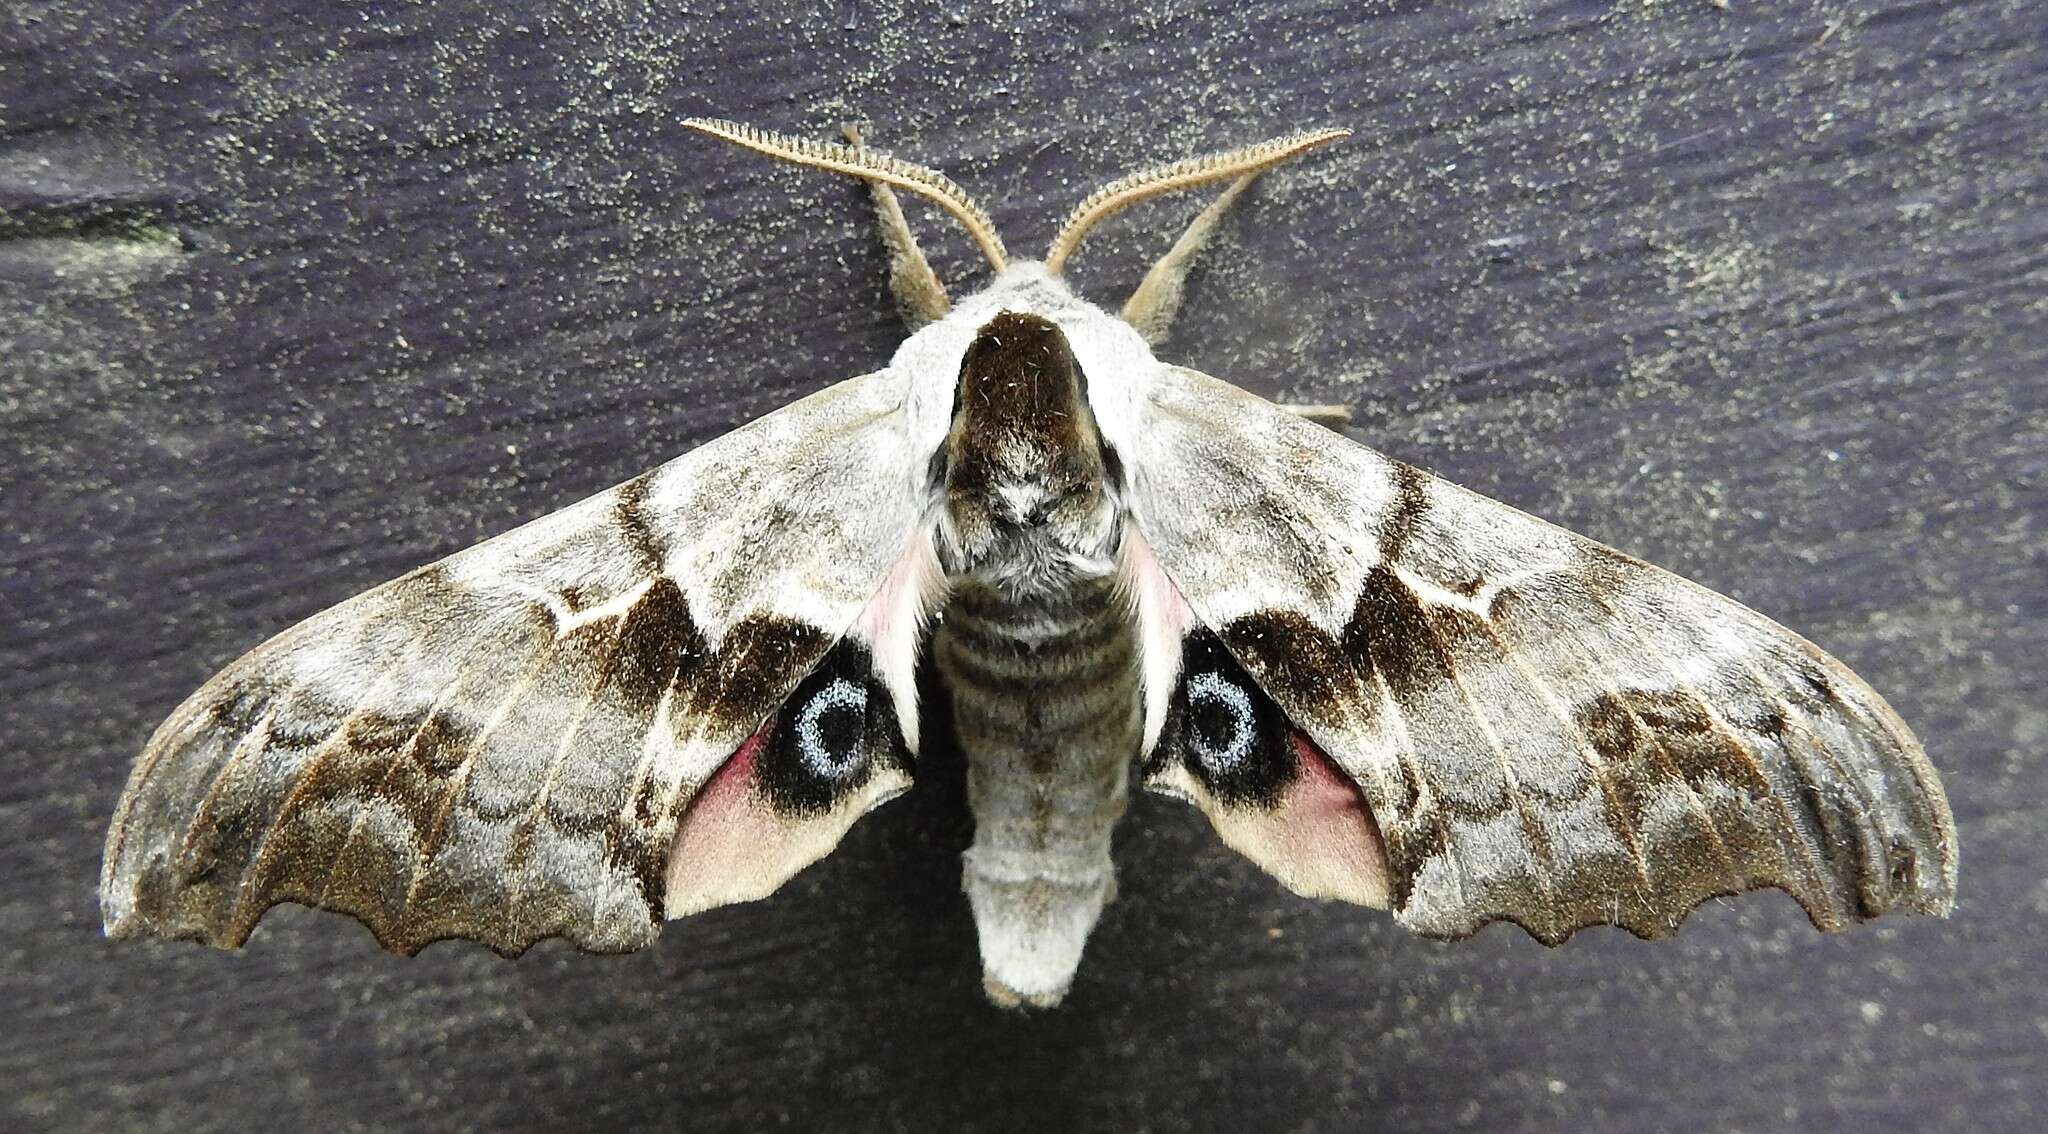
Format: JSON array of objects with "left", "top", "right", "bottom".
[
  {"left": 103, "top": 370, "right": 937, "bottom": 956},
  {"left": 1122, "top": 365, "right": 1956, "bottom": 943}
]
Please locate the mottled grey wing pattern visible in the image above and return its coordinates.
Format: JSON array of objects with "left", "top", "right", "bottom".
[
  {"left": 1129, "top": 365, "right": 1956, "bottom": 943},
  {"left": 103, "top": 371, "right": 923, "bottom": 956}
]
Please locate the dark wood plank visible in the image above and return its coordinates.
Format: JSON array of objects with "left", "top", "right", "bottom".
[{"left": 5, "top": 2, "right": 2039, "bottom": 1130}]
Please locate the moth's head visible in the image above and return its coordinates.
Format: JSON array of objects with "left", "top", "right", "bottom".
[
  {"left": 933, "top": 311, "right": 1122, "bottom": 576},
  {"left": 678, "top": 118, "right": 1348, "bottom": 579}
]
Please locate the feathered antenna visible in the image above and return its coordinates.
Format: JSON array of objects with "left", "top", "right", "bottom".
[
  {"left": 683, "top": 118, "right": 1009, "bottom": 273},
  {"left": 1044, "top": 128, "right": 1350, "bottom": 276}
]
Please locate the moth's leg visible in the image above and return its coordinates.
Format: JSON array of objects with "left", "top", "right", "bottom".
[
  {"left": 1127, "top": 174, "right": 1357, "bottom": 427},
  {"left": 1278, "top": 403, "right": 1354, "bottom": 430},
  {"left": 1119, "top": 173, "right": 1257, "bottom": 346},
  {"left": 842, "top": 126, "right": 951, "bottom": 330}
]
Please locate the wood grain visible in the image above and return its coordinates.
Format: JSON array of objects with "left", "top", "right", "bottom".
[{"left": 4, "top": 2, "right": 2039, "bottom": 1131}]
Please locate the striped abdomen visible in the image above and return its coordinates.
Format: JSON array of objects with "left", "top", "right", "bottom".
[{"left": 936, "top": 568, "right": 1140, "bottom": 1007}]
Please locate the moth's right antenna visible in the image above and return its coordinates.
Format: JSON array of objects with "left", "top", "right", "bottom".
[
  {"left": 683, "top": 118, "right": 1009, "bottom": 274},
  {"left": 1043, "top": 128, "right": 1350, "bottom": 276}
]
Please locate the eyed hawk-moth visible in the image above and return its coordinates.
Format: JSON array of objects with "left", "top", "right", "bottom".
[{"left": 101, "top": 120, "right": 1956, "bottom": 1009}]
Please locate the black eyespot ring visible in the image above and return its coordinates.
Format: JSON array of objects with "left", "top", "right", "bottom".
[
  {"left": 1150, "top": 628, "right": 1301, "bottom": 809},
  {"left": 794, "top": 677, "right": 867, "bottom": 779},
  {"left": 1185, "top": 670, "right": 1256, "bottom": 774},
  {"left": 755, "top": 639, "right": 908, "bottom": 817}
]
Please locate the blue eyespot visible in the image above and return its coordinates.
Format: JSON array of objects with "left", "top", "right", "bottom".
[
  {"left": 1185, "top": 670, "right": 1256, "bottom": 774},
  {"left": 794, "top": 677, "right": 867, "bottom": 779}
]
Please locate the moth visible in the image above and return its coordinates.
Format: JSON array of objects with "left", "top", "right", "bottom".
[{"left": 103, "top": 120, "right": 1957, "bottom": 1009}]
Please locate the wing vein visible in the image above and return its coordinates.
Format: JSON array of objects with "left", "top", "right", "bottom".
[
  {"left": 395, "top": 638, "right": 558, "bottom": 930},
  {"left": 174, "top": 700, "right": 280, "bottom": 875},
  {"left": 231, "top": 663, "right": 411, "bottom": 924},
  {"left": 1478, "top": 621, "right": 1661, "bottom": 902},
  {"left": 1569, "top": 588, "right": 1746, "bottom": 894},
  {"left": 1710, "top": 647, "right": 1874, "bottom": 905},
  {"left": 1405, "top": 605, "right": 1565, "bottom": 922},
  {"left": 1364, "top": 665, "right": 1472, "bottom": 913},
  {"left": 312, "top": 666, "right": 477, "bottom": 912},
  {"left": 508, "top": 612, "right": 635, "bottom": 924}
]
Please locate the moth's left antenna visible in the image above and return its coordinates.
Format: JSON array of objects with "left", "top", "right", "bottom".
[{"left": 683, "top": 118, "right": 1009, "bottom": 274}]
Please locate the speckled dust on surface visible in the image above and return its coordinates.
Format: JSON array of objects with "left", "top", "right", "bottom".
[{"left": 4, "top": 2, "right": 2044, "bottom": 1133}]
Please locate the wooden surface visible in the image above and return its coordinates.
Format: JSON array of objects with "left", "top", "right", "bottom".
[{"left": 4, "top": 2, "right": 2041, "bottom": 1130}]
